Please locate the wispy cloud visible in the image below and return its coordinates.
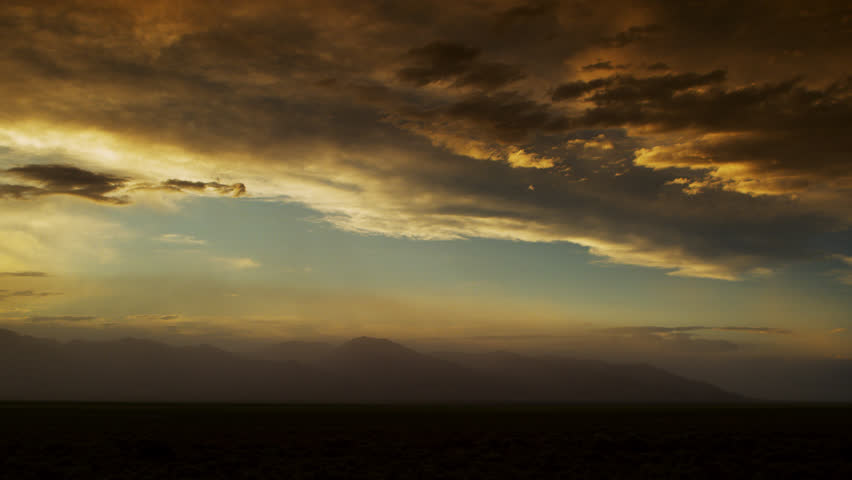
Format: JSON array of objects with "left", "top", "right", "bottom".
[
  {"left": 0, "top": 272, "right": 48, "bottom": 277},
  {"left": 1, "top": 163, "right": 248, "bottom": 205},
  {"left": 0, "top": 290, "right": 61, "bottom": 301},
  {"left": 28, "top": 315, "right": 96, "bottom": 322},
  {"left": 157, "top": 233, "right": 207, "bottom": 246},
  {"left": 830, "top": 255, "right": 852, "bottom": 285},
  {"left": 125, "top": 314, "right": 181, "bottom": 321},
  {"left": 213, "top": 257, "right": 260, "bottom": 270},
  {"left": 605, "top": 326, "right": 793, "bottom": 335}
]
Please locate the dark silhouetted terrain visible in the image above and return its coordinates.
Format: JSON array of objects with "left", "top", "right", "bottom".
[
  {"left": 0, "top": 329, "right": 742, "bottom": 402},
  {"left": 659, "top": 356, "right": 852, "bottom": 403},
  {"left": 0, "top": 404, "right": 850, "bottom": 479}
]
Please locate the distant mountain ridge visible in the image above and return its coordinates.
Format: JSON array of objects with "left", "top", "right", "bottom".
[{"left": 0, "top": 329, "right": 744, "bottom": 403}]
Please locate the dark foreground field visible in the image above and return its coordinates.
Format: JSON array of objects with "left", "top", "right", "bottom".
[{"left": 1, "top": 404, "right": 850, "bottom": 479}]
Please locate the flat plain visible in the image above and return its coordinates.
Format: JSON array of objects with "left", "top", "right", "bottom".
[{"left": 1, "top": 403, "right": 850, "bottom": 479}]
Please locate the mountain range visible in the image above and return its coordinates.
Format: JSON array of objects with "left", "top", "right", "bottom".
[{"left": 0, "top": 329, "right": 744, "bottom": 403}]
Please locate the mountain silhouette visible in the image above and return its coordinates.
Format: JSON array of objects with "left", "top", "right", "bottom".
[
  {"left": 0, "top": 329, "right": 337, "bottom": 402},
  {"left": 0, "top": 329, "right": 744, "bottom": 402},
  {"left": 318, "top": 336, "right": 494, "bottom": 401},
  {"left": 437, "top": 351, "right": 743, "bottom": 402},
  {"left": 256, "top": 340, "right": 334, "bottom": 364}
]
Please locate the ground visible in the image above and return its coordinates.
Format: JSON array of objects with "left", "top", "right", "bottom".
[{"left": 1, "top": 404, "right": 850, "bottom": 479}]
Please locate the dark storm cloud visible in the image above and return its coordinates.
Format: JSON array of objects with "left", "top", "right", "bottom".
[
  {"left": 553, "top": 70, "right": 727, "bottom": 104},
  {"left": 581, "top": 61, "right": 621, "bottom": 72},
  {"left": 566, "top": 73, "right": 852, "bottom": 196},
  {"left": 646, "top": 62, "right": 669, "bottom": 71},
  {"left": 600, "top": 24, "right": 665, "bottom": 48},
  {"left": 397, "top": 41, "right": 523, "bottom": 90},
  {"left": 454, "top": 62, "right": 526, "bottom": 90},
  {"left": 3, "top": 164, "right": 129, "bottom": 204},
  {"left": 586, "top": 70, "right": 727, "bottom": 103},
  {"left": 437, "top": 92, "right": 569, "bottom": 142},
  {"left": 399, "top": 42, "right": 480, "bottom": 84},
  {"left": 638, "top": 0, "right": 852, "bottom": 56},
  {"left": 552, "top": 78, "right": 614, "bottom": 101},
  {"left": 6, "top": 47, "right": 71, "bottom": 79},
  {"left": 496, "top": 1, "right": 555, "bottom": 27}
]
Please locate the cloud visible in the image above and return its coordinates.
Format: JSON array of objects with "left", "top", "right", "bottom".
[
  {"left": 2, "top": 164, "right": 129, "bottom": 204},
  {"left": 0, "top": 0, "right": 848, "bottom": 283},
  {"left": 569, "top": 134, "right": 614, "bottom": 151},
  {"left": 0, "top": 290, "right": 61, "bottom": 301},
  {"left": 552, "top": 70, "right": 727, "bottom": 104},
  {"left": 506, "top": 149, "right": 555, "bottom": 169},
  {"left": 28, "top": 315, "right": 96, "bottom": 322},
  {"left": 467, "top": 334, "right": 573, "bottom": 341},
  {"left": 600, "top": 24, "right": 665, "bottom": 48},
  {"left": 397, "top": 41, "right": 523, "bottom": 90},
  {"left": 605, "top": 326, "right": 704, "bottom": 335},
  {"left": 715, "top": 327, "right": 793, "bottom": 335},
  {"left": 496, "top": 1, "right": 555, "bottom": 27},
  {"left": 1, "top": 164, "right": 247, "bottom": 204},
  {"left": 160, "top": 179, "right": 246, "bottom": 197},
  {"left": 605, "top": 325, "right": 792, "bottom": 335},
  {"left": 829, "top": 328, "right": 846, "bottom": 335},
  {"left": 157, "top": 233, "right": 207, "bottom": 246},
  {"left": 832, "top": 256, "right": 852, "bottom": 286},
  {"left": 0, "top": 183, "right": 43, "bottom": 199},
  {"left": 125, "top": 314, "right": 181, "bottom": 321},
  {"left": 552, "top": 78, "right": 614, "bottom": 101},
  {"left": 581, "top": 61, "right": 625, "bottom": 72},
  {"left": 433, "top": 92, "right": 570, "bottom": 143},
  {"left": 561, "top": 73, "right": 852, "bottom": 205},
  {"left": 213, "top": 257, "right": 260, "bottom": 270},
  {"left": 0, "top": 272, "right": 47, "bottom": 277},
  {"left": 601, "top": 324, "right": 794, "bottom": 354}
]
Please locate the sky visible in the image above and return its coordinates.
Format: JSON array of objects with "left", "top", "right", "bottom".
[{"left": 0, "top": 0, "right": 850, "bottom": 366}]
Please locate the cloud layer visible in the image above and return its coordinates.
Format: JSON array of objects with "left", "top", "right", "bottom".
[{"left": 0, "top": 0, "right": 849, "bottom": 281}]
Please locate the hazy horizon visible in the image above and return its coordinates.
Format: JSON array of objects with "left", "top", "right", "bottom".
[{"left": 3, "top": 327, "right": 850, "bottom": 402}]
